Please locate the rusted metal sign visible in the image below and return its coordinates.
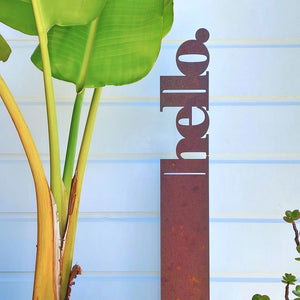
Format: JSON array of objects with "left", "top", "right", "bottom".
[{"left": 160, "top": 28, "right": 210, "bottom": 299}]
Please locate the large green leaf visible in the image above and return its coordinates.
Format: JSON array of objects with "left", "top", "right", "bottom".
[
  {"left": 162, "top": 0, "right": 174, "bottom": 37},
  {"left": 0, "top": 0, "right": 37, "bottom": 35},
  {"left": 0, "top": 34, "right": 11, "bottom": 62},
  {"left": 0, "top": 0, "right": 108, "bottom": 35},
  {"left": 31, "top": 0, "right": 174, "bottom": 89},
  {"left": 33, "top": 0, "right": 108, "bottom": 29}
]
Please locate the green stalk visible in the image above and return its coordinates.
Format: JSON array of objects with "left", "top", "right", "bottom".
[
  {"left": 63, "top": 90, "right": 85, "bottom": 196},
  {"left": 61, "top": 88, "right": 102, "bottom": 300},
  {"left": 76, "top": 16, "right": 100, "bottom": 93},
  {"left": 63, "top": 15, "right": 100, "bottom": 197},
  {"left": 31, "top": 0, "right": 62, "bottom": 219},
  {"left": 76, "top": 88, "right": 102, "bottom": 180}
]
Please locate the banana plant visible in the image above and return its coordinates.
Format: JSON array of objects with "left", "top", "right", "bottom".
[{"left": 0, "top": 0, "right": 174, "bottom": 299}]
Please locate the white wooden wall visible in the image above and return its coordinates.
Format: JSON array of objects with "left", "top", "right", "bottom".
[{"left": 0, "top": 0, "right": 299, "bottom": 299}]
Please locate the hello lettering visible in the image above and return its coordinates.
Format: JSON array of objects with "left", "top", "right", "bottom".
[
  {"left": 160, "top": 28, "right": 210, "bottom": 299},
  {"left": 160, "top": 28, "right": 210, "bottom": 170}
]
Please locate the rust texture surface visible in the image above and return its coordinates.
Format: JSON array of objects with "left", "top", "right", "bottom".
[
  {"left": 161, "top": 159, "right": 209, "bottom": 300},
  {"left": 160, "top": 28, "right": 210, "bottom": 300}
]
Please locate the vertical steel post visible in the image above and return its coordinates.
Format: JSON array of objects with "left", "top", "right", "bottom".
[{"left": 160, "top": 28, "right": 210, "bottom": 300}]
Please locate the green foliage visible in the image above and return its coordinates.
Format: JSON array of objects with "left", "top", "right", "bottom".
[
  {"left": 0, "top": 34, "right": 11, "bottom": 62},
  {"left": 283, "top": 210, "right": 300, "bottom": 223},
  {"left": 162, "top": 0, "right": 174, "bottom": 37},
  {"left": 0, "top": 0, "right": 108, "bottom": 34},
  {"left": 252, "top": 294, "right": 270, "bottom": 300},
  {"left": 282, "top": 273, "right": 297, "bottom": 285},
  {"left": 31, "top": 0, "right": 173, "bottom": 90},
  {"left": 0, "top": 0, "right": 174, "bottom": 298},
  {"left": 0, "top": 0, "right": 37, "bottom": 35},
  {"left": 30, "top": 0, "right": 108, "bottom": 29},
  {"left": 293, "top": 285, "right": 300, "bottom": 299}
]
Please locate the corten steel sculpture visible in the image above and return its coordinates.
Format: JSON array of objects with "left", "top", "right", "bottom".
[{"left": 160, "top": 28, "right": 210, "bottom": 299}]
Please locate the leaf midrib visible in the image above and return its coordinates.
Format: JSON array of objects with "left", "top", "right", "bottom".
[{"left": 76, "top": 14, "right": 101, "bottom": 93}]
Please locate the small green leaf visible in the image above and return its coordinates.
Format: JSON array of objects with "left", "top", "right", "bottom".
[
  {"left": 293, "top": 286, "right": 300, "bottom": 296},
  {"left": 283, "top": 216, "right": 291, "bottom": 222},
  {"left": 0, "top": 34, "right": 11, "bottom": 62},
  {"left": 284, "top": 210, "right": 294, "bottom": 223},
  {"left": 283, "top": 210, "right": 300, "bottom": 222},
  {"left": 260, "top": 296, "right": 270, "bottom": 300},
  {"left": 295, "top": 257, "right": 300, "bottom": 261},
  {"left": 282, "top": 273, "right": 297, "bottom": 285},
  {"left": 292, "top": 209, "right": 300, "bottom": 220},
  {"left": 252, "top": 295, "right": 270, "bottom": 300},
  {"left": 294, "top": 285, "right": 300, "bottom": 291}
]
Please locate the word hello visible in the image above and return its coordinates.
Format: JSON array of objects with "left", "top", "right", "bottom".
[
  {"left": 160, "top": 28, "right": 210, "bottom": 299},
  {"left": 160, "top": 28, "right": 210, "bottom": 173}
]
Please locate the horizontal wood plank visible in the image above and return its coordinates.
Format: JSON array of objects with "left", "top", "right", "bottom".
[
  {"left": 2, "top": 104, "right": 300, "bottom": 155},
  {"left": 0, "top": 45, "right": 299, "bottom": 98},
  {"left": 0, "top": 160, "right": 299, "bottom": 217}
]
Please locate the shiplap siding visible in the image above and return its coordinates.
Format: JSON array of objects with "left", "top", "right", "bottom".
[{"left": 0, "top": 0, "right": 300, "bottom": 299}]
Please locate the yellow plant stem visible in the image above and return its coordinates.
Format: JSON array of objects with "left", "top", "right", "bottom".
[
  {"left": 31, "top": 0, "right": 63, "bottom": 220},
  {"left": 60, "top": 87, "right": 102, "bottom": 299},
  {"left": 0, "top": 74, "right": 59, "bottom": 299}
]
